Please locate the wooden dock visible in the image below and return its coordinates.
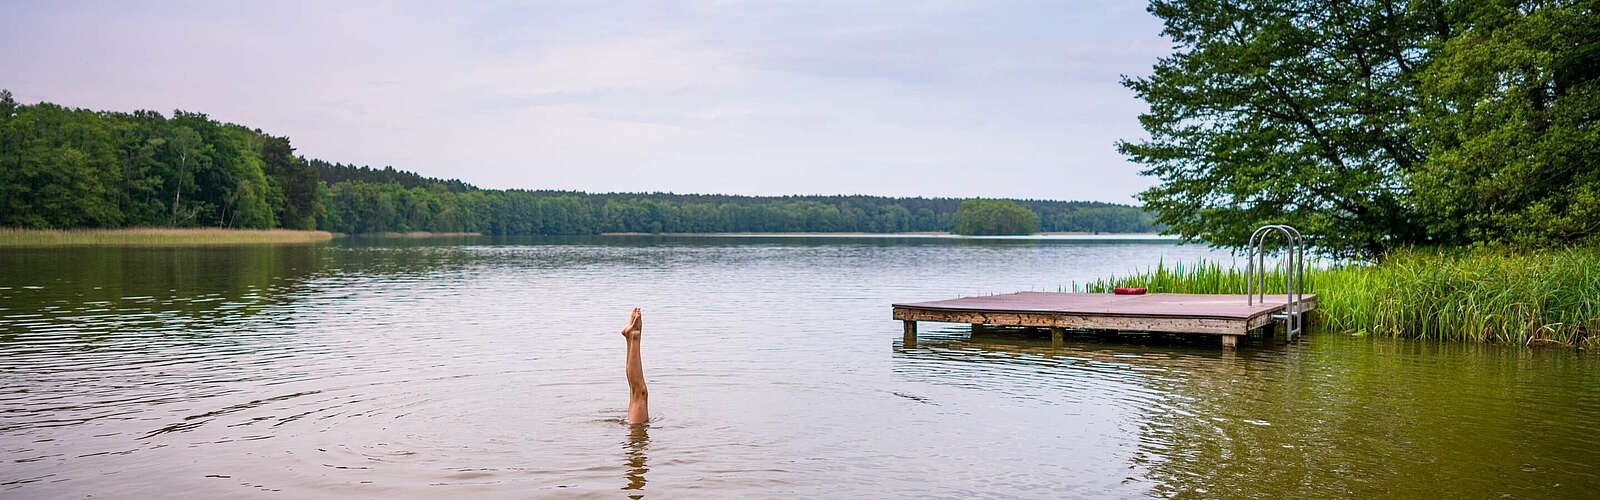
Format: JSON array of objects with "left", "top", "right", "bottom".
[{"left": 893, "top": 292, "right": 1317, "bottom": 349}]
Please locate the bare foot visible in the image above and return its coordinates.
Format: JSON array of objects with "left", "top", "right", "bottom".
[{"left": 621, "top": 307, "right": 642, "bottom": 341}]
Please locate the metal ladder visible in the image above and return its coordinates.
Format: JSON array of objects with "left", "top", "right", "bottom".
[{"left": 1246, "top": 225, "right": 1305, "bottom": 339}]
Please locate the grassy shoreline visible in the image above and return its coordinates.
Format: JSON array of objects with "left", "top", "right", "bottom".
[
  {"left": 1074, "top": 247, "right": 1598, "bottom": 348},
  {"left": 0, "top": 228, "right": 335, "bottom": 247}
]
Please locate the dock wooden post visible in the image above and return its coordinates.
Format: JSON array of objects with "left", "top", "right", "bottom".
[
  {"left": 902, "top": 320, "right": 917, "bottom": 346},
  {"left": 1221, "top": 334, "right": 1240, "bottom": 350},
  {"left": 1050, "top": 327, "right": 1064, "bottom": 347}
]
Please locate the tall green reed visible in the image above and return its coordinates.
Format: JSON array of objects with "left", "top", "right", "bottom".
[{"left": 1070, "top": 247, "right": 1599, "bottom": 347}]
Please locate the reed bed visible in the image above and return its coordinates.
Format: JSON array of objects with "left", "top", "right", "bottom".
[
  {"left": 0, "top": 228, "right": 334, "bottom": 247},
  {"left": 1072, "top": 248, "right": 1599, "bottom": 347}
]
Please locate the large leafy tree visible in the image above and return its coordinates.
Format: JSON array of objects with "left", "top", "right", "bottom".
[
  {"left": 1123, "top": 0, "right": 1599, "bottom": 258},
  {"left": 1411, "top": 1, "right": 1600, "bottom": 246},
  {"left": 1120, "top": 0, "right": 1450, "bottom": 258}
]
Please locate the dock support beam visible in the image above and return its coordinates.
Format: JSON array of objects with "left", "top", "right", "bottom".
[
  {"left": 1050, "top": 327, "right": 1064, "bottom": 347},
  {"left": 902, "top": 320, "right": 917, "bottom": 346},
  {"left": 1221, "top": 334, "right": 1239, "bottom": 350}
]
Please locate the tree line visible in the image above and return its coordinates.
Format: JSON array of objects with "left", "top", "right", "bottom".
[
  {"left": 1124, "top": 0, "right": 1599, "bottom": 258},
  {"left": 314, "top": 183, "right": 1157, "bottom": 235},
  {"left": 0, "top": 91, "right": 1157, "bottom": 236},
  {"left": 0, "top": 93, "right": 319, "bottom": 230}
]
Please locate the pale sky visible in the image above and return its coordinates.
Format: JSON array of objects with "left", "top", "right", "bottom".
[{"left": 3, "top": 1, "right": 1169, "bottom": 202}]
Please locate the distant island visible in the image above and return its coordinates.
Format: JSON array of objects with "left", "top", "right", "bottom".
[{"left": 0, "top": 92, "right": 1155, "bottom": 237}]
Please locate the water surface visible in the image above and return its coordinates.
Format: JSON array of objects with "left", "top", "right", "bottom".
[{"left": 2, "top": 236, "right": 1596, "bottom": 497}]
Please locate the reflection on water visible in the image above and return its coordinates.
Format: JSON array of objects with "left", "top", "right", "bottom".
[
  {"left": 624, "top": 424, "right": 649, "bottom": 494},
  {"left": 2, "top": 236, "right": 1597, "bottom": 497},
  {"left": 897, "top": 329, "right": 1600, "bottom": 498}
]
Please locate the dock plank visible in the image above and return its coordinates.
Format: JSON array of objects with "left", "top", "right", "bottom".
[{"left": 892, "top": 292, "right": 1316, "bottom": 337}]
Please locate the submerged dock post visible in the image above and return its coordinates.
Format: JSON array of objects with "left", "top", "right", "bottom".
[
  {"left": 902, "top": 320, "right": 917, "bottom": 346},
  {"left": 1050, "top": 327, "right": 1064, "bottom": 347},
  {"left": 1221, "top": 334, "right": 1239, "bottom": 350}
]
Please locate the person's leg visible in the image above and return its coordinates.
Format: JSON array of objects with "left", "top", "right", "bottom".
[{"left": 622, "top": 308, "right": 648, "bottom": 424}]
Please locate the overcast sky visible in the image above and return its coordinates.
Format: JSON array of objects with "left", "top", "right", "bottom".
[{"left": 3, "top": 1, "right": 1169, "bottom": 202}]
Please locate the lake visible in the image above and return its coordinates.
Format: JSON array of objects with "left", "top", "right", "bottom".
[{"left": 3, "top": 236, "right": 1597, "bottom": 498}]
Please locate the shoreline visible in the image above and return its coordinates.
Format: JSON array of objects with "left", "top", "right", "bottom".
[
  {"left": 0, "top": 228, "right": 335, "bottom": 247},
  {"left": 339, "top": 231, "right": 484, "bottom": 238},
  {"left": 0, "top": 228, "right": 1174, "bottom": 245},
  {"left": 597, "top": 231, "right": 1172, "bottom": 238}
]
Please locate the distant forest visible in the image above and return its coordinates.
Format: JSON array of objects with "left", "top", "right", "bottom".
[{"left": 0, "top": 92, "right": 1158, "bottom": 235}]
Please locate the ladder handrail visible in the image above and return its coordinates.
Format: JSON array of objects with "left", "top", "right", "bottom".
[{"left": 1246, "top": 224, "right": 1305, "bottom": 339}]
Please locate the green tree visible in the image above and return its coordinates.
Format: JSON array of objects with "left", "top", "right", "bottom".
[
  {"left": 1120, "top": 0, "right": 1453, "bottom": 258},
  {"left": 163, "top": 125, "right": 207, "bottom": 225},
  {"left": 0, "top": 102, "right": 122, "bottom": 227},
  {"left": 1122, "top": 0, "right": 1599, "bottom": 258},
  {"left": 110, "top": 111, "right": 176, "bottom": 225},
  {"left": 0, "top": 90, "right": 20, "bottom": 223},
  {"left": 258, "top": 135, "right": 320, "bottom": 229},
  {"left": 952, "top": 199, "right": 1040, "bottom": 235},
  {"left": 1410, "top": 1, "right": 1600, "bottom": 246}
]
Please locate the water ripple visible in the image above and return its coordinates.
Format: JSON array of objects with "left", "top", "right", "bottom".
[{"left": 1, "top": 238, "right": 1596, "bottom": 498}]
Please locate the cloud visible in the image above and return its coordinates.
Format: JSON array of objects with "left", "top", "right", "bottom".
[{"left": 0, "top": 0, "right": 1169, "bottom": 202}]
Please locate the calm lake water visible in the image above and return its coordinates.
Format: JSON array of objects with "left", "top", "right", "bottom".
[{"left": 3, "top": 236, "right": 1597, "bottom": 498}]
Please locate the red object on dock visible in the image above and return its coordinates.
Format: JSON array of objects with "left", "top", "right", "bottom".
[{"left": 1113, "top": 287, "right": 1147, "bottom": 295}]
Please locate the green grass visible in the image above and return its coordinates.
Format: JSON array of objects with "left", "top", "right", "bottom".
[
  {"left": 1071, "top": 247, "right": 1600, "bottom": 347},
  {"left": 0, "top": 228, "right": 335, "bottom": 247}
]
